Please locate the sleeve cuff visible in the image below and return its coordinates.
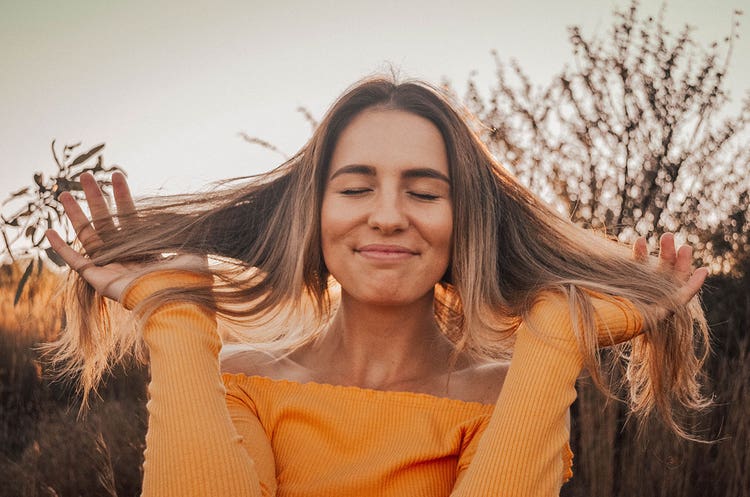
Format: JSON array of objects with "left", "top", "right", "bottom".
[
  {"left": 531, "top": 290, "right": 645, "bottom": 346},
  {"left": 590, "top": 293, "right": 644, "bottom": 346},
  {"left": 121, "top": 269, "right": 214, "bottom": 311}
]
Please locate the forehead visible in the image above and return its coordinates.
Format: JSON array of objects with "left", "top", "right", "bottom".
[{"left": 329, "top": 108, "right": 449, "bottom": 177}]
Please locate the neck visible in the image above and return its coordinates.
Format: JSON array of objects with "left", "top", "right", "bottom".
[{"left": 308, "top": 290, "right": 454, "bottom": 389}]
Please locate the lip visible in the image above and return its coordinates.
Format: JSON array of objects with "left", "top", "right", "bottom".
[{"left": 355, "top": 244, "right": 418, "bottom": 260}]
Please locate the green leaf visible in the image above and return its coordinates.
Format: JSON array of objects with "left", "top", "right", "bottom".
[
  {"left": 14, "top": 260, "right": 34, "bottom": 306},
  {"left": 69, "top": 144, "right": 105, "bottom": 167},
  {"left": 45, "top": 247, "right": 66, "bottom": 267}
]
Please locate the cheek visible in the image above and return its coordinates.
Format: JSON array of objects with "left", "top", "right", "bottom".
[
  {"left": 319, "top": 198, "right": 352, "bottom": 261},
  {"left": 320, "top": 192, "right": 368, "bottom": 238},
  {"left": 438, "top": 211, "right": 454, "bottom": 268},
  {"left": 429, "top": 208, "right": 453, "bottom": 248},
  {"left": 418, "top": 207, "right": 453, "bottom": 275},
  {"left": 435, "top": 216, "right": 453, "bottom": 282},
  {"left": 320, "top": 200, "right": 340, "bottom": 239},
  {"left": 319, "top": 204, "right": 335, "bottom": 259}
]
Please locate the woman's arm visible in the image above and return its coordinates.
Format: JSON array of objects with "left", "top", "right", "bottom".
[
  {"left": 122, "top": 271, "right": 274, "bottom": 497},
  {"left": 451, "top": 236, "right": 706, "bottom": 496},
  {"left": 46, "top": 174, "right": 276, "bottom": 497},
  {"left": 450, "top": 293, "right": 639, "bottom": 496}
]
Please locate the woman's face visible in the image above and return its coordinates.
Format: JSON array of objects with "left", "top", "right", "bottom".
[{"left": 321, "top": 108, "right": 452, "bottom": 306}]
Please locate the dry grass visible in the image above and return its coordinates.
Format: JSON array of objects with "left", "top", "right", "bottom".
[
  {"left": 0, "top": 263, "right": 63, "bottom": 340},
  {"left": 563, "top": 269, "right": 750, "bottom": 497},
  {"left": 0, "top": 262, "right": 147, "bottom": 497},
  {"left": 1, "top": 261, "right": 747, "bottom": 496}
]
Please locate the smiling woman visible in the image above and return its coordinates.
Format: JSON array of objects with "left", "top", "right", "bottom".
[
  {"left": 45, "top": 75, "right": 709, "bottom": 497},
  {"left": 322, "top": 109, "right": 453, "bottom": 308}
]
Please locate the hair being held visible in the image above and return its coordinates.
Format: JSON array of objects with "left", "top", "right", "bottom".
[{"left": 44, "top": 76, "right": 710, "bottom": 438}]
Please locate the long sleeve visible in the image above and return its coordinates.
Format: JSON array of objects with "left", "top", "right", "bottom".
[
  {"left": 224, "top": 374, "right": 278, "bottom": 495},
  {"left": 451, "top": 293, "right": 642, "bottom": 497},
  {"left": 122, "top": 270, "right": 274, "bottom": 497}
]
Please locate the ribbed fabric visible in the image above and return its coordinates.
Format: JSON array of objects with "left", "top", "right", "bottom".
[
  {"left": 224, "top": 374, "right": 496, "bottom": 497},
  {"left": 122, "top": 271, "right": 642, "bottom": 497}
]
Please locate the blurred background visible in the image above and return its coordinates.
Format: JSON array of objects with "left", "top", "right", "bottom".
[{"left": 1, "top": 0, "right": 748, "bottom": 495}]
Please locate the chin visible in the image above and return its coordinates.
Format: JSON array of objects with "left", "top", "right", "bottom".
[{"left": 345, "top": 286, "right": 435, "bottom": 308}]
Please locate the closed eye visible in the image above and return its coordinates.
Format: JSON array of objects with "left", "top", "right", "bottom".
[
  {"left": 339, "top": 188, "right": 372, "bottom": 196},
  {"left": 408, "top": 192, "right": 440, "bottom": 201}
]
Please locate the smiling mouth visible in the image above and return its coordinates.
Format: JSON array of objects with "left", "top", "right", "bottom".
[{"left": 355, "top": 244, "right": 418, "bottom": 259}]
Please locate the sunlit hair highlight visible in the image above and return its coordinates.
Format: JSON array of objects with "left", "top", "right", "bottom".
[{"left": 45, "top": 76, "right": 710, "bottom": 436}]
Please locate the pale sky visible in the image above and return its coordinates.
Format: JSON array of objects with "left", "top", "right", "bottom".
[{"left": 1, "top": 0, "right": 748, "bottom": 206}]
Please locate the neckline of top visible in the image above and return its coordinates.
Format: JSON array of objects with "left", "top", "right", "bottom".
[{"left": 222, "top": 372, "right": 496, "bottom": 410}]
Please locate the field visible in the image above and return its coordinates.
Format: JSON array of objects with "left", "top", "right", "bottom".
[
  {"left": 0, "top": 262, "right": 747, "bottom": 496},
  {"left": 0, "top": 264, "right": 147, "bottom": 497}
]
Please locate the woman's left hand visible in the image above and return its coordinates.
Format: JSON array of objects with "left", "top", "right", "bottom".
[{"left": 632, "top": 232, "right": 708, "bottom": 307}]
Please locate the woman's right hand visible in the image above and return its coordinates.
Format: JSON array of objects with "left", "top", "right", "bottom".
[{"left": 45, "top": 172, "right": 204, "bottom": 303}]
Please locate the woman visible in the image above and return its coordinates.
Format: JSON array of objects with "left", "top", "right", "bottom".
[{"left": 45, "top": 77, "right": 708, "bottom": 496}]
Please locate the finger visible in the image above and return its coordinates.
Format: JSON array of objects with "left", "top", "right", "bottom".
[
  {"left": 45, "top": 229, "right": 93, "bottom": 273},
  {"left": 80, "top": 173, "right": 116, "bottom": 233},
  {"left": 674, "top": 244, "right": 694, "bottom": 282},
  {"left": 112, "top": 171, "right": 137, "bottom": 217},
  {"left": 60, "top": 192, "right": 104, "bottom": 252},
  {"left": 658, "top": 233, "right": 677, "bottom": 270},
  {"left": 676, "top": 267, "right": 708, "bottom": 305},
  {"left": 633, "top": 237, "right": 648, "bottom": 262}
]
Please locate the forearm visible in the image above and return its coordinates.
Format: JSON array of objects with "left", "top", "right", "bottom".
[
  {"left": 451, "top": 314, "right": 580, "bottom": 495},
  {"left": 124, "top": 272, "right": 265, "bottom": 497},
  {"left": 451, "top": 293, "right": 642, "bottom": 496}
]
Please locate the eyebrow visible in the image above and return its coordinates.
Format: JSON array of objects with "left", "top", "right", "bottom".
[{"left": 329, "top": 164, "right": 451, "bottom": 184}]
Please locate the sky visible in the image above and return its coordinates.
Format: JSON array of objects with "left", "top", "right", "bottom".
[{"left": 1, "top": 0, "right": 748, "bottom": 207}]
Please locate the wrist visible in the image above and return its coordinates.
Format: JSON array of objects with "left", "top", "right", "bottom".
[{"left": 122, "top": 269, "right": 214, "bottom": 311}]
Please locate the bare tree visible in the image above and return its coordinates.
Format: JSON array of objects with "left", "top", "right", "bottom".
[
  {"left": 444, "top": 6, "right": 750, "bottom": 495},
  {"left": 452, "top": 1, "right": 749, "bottom": 272}
]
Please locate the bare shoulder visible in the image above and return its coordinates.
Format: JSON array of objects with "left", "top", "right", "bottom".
[
  {"left": 220, "top": 344, "right": 281, "bottom": 377},
  {"left": 449, "top": 359, "right": 510, "bottom": 405}
]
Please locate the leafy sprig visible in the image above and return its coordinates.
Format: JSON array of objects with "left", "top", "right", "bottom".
[{"left": 1, "top": 141, "right": 124, "bottom": 304}]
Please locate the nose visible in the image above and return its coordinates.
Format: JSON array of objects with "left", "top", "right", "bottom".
[{"left": 368, "top": 190, "right": 409, "bottom": 234}]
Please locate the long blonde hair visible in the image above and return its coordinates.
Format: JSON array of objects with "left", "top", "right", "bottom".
[{"left": 47, "top": 76, "right": 709, "bottom": 435}]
